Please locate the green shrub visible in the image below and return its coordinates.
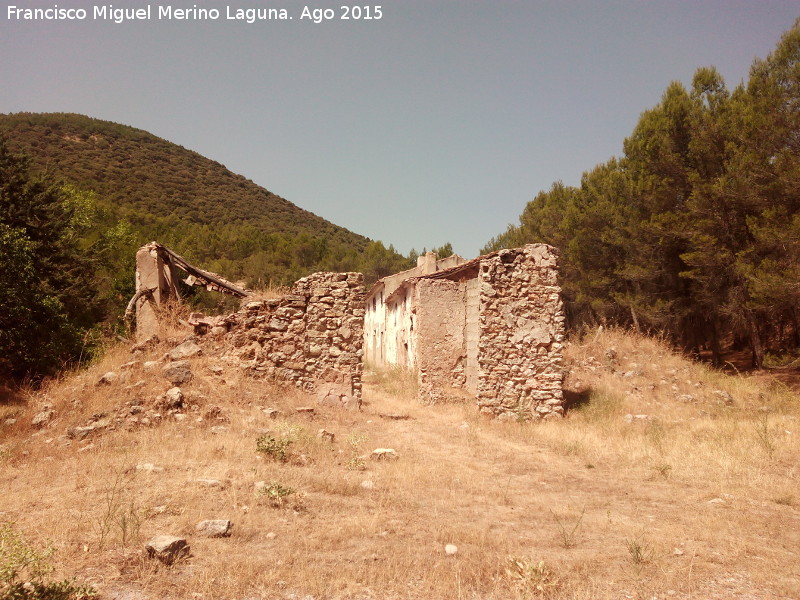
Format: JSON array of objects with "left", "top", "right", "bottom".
[
  {"left": 255, "top": 434, "right": 292, "bottom": 462},
  {"left": 0, "top": 522, "right": 94, "bottom": 600},
  {"left": 257, "top": 482, "right": 296, "bottom": 508}
]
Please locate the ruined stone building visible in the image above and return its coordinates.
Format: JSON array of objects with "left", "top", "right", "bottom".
[
  {"left": 133, "top": 242, "right": 249, "bottom": 342},
  {"left": 364, "top": 244, "right": 565, "bottom": 419},
  {"left": 224, "top": 272, "right": 365, "bottom": 409},
  {"left": 133, "top": 243, "right": 364, "bottom": 408},
  {"left": 364, "top": 251, "right": 467, "bottom": 367},
  {"left": 134, "top": 241, "right": 564, "bottom": 419}
]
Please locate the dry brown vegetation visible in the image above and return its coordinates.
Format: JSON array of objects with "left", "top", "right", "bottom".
[{"left": 1, "top": 328, "right": 799, "bottom": 600}]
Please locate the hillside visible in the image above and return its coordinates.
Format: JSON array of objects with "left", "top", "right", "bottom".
[
  {"left": 0, "top": 113, "right": 354, "bottom": 238},
  {"left": 1, "top": 325, "right": 798, "bottom": 600},
  {"left": 0, "top": 113, "right": 408, "bottom": 287}
]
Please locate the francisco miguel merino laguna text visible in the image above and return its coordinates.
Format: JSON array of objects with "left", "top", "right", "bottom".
[{"left": 7, "top": 4, "right": 384, "bottom": 23}]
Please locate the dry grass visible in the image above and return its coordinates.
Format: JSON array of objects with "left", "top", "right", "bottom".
[
  {"left": 238, "top": 284, "right": 292, "bottom": 305},
  {"left": 1, "top": 327, "right": 798, "bottom": 600}
]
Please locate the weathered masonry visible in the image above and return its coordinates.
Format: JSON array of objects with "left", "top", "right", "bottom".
[
  {"left": 364, "top": 244, "right": 565, "bottom": 419},
  {"left": 133, "top": 243, "right": 364, "bottom": 407},
  {"left": 223, "top": 272, "right": 365, "bottom": 408},
  {"left": 134, "top": 241, "right": 563, "bottom": 417},
  {"left": 363, "top": 251, "right": 466, "bottom": 367}
]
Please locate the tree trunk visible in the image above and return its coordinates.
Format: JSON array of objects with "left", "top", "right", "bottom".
[
  {"left": 710, "top": 320, "right": 723, "bottom": 368},
  {"left": 630, "top": 305, "right": 640, "bottom": 333},
  {"left": 748, "top": 310, "right": 764, "bottom": 369}
]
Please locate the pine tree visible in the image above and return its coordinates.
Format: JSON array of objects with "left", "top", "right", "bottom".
[{"left": 0, "top": 137, "right": 98, "bottom": 380}]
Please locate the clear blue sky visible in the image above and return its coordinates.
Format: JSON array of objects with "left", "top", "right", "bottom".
[{"left": 2, "top": 1, "right": 798, "bottom": 258}]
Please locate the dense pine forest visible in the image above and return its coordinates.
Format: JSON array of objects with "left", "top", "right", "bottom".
[{"left": 485, "top": 20, "right": 800, "bottom": 368}]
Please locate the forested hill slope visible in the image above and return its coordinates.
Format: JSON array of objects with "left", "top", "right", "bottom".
[
  {"left": 0, "top": 113, "right": 408, "bottom": 286},
  {"left": 0, "top": 113, "right": 415, "bottom": 379},
  {"left": 0, "top": 113, "right": 355, "bottom": 242}
]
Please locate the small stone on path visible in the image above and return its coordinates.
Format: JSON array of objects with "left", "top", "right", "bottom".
[
  {"left": 136, "top": 463, "right": 164, "bottom": 473},
  {"left": 195, "top": 519, "right": 233, "bottom": 538},
  {"left": 97, "top": 371, "right": 118, "bottom": 386},
  {"left": 165, "top": 387, "right": 184, "bottom": 408},
  {"left": 31, "top": 408, "right": 54, "bottom": 428},
  {"left": 145, "top": 535, "right": 189, "bottom": 564},
  {"left": 371, "top": 448, "right": 399, "bottom": 461},
  {"left": 195, "top": 478, "right": 225, "bottom": 488},
  {"left": 162, "top": 361, "right": 193, "bottom": 385},
  {"left": 169, "top": 340, "right": 202, "bottom": 361},
  {"left": 317, "top": 429, "right": 335, "bottom": 442}
]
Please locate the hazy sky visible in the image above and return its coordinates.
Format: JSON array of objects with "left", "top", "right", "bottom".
[{"left": 2, "top": 1, "right": 798, "bottom": 258}]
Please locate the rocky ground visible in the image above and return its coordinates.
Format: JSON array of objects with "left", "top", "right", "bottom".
[{"left": 1, "top": 327, "right": 799, "bottom": 600}]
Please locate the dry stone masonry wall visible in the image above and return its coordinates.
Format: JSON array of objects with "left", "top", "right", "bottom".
[
  {"left": 406, "top": 244, "right": 565, "bottom": 418},
  {"left": 223, "top": 272, "right": 365, "bottom": 408},
  {"left": 476, "top": 245, "right": 565, "bottom": 419}
]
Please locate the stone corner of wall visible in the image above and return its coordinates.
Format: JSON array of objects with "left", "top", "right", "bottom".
[{"left": 476, "top": 243, "right": 566, "bottom": 420}]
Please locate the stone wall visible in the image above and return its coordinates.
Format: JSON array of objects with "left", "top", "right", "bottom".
[
  {"left": 415, "top": 278, "right": 469, "bottom": 403},
  {"left": 224, "top": 272, "right": 365, "bottom": 408},
  {"left": 210, "top": 245, "right": 563, "bottom": 418},
  {"left": 476, "top": 245, "right": 565, "bottom": 419}
]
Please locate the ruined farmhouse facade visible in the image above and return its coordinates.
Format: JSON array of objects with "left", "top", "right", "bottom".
[
  {"left": 134, "top": 242, "right": 565, "bottom": 419},
  {"left": 364, "top": 244, "right": 566, "bottom": 419}
]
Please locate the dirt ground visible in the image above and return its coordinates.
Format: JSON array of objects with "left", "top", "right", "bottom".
[{"left": 1, "top": 330, "right": 798, "bottom": 600}]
